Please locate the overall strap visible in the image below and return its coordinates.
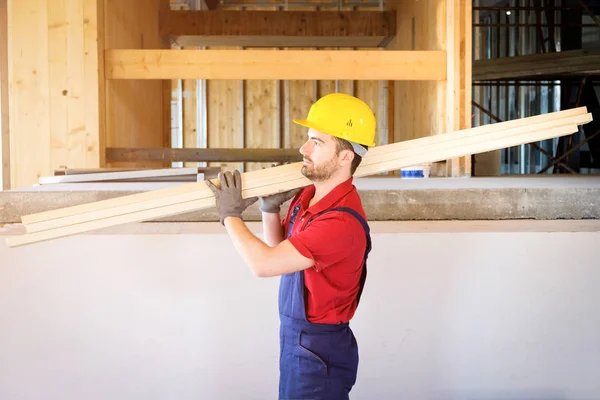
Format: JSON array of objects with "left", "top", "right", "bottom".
[
  {"left": 307, "top": 207, "right": 372, "bottom": 258},
  {"left": 286, "top": 203, "right": 302, "bottom": 239},
  {"left": 307, "top": 207, "right": 372, "bottom": 305}
]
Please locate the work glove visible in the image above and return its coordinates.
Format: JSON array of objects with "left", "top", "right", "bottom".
[
  {"left": 259, "top": 188, "right": 302, "bottom": 214},
  {"left": 205, "top": 170, "right": 258, "bottom": 225}
]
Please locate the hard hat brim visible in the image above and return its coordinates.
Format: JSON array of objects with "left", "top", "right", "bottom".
[{"left": 292, "top": 119, "right": 376, "bottom": 148}]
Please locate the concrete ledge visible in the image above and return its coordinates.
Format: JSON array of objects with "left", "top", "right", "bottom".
[
  {"left": 3, "top": 220, "right": 600, "bottom": 237},
  {"left": 1, "top": 176, "right": 599, "bottom": 223}
]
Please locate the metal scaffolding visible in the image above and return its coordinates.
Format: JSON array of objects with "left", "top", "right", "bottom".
[{"left": 473, "top": 0, "right": 600, "bottom": 175}]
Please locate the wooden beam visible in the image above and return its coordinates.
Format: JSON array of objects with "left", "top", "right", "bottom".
[
  {"left": 106, "top": 148, "right": 303, "bottom": 163},
  {"left": 159, "top": 10, "right": 396, "bottom": 48},
  {"left": 445, "top": 0, "right": 472, "bottom": 177},
  {"left": 473, "top": 50, "right": 600, "bottom": 81},
  {"left": 6, "top": 107, "right": 592, "bottom": 247},
  {"left": 9, "top": 118, "right": 589, "bottom": 244},
  {"left": 105, "top": 49, "right": 447, "bottom": 80},
  {"left": 21, "top": 106, "right": 593, "bottom": 225}
]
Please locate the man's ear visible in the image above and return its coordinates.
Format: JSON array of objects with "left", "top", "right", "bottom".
[{"left": 339, "top": 149, "right": 354, "bottom": 166}]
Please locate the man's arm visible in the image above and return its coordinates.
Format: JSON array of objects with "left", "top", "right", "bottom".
[
  {"left": 262, "top": 212, "right": 285, "bottom": 247},
  {"left": 258, "top": 188, "right": 301, "bottom": 247},
  {"left": 224, "top": 217, "right": 314, "bottom": 277}
]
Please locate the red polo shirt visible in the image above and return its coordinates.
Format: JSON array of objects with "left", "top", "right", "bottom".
[{"left": 282, "top": 177, "right": 369, "bottom": 324}]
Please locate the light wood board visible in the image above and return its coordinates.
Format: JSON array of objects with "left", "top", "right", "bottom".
[
  {"left": 5, "top": 107, "right": 592, "bottom": 247},
  {"left": 105, "top": 49, "right": 447, "bottom": 81}
]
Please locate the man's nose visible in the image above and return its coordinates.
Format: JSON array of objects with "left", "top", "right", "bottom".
[{"left": 299, "top": 142, "right": 310, "bottom": 156}]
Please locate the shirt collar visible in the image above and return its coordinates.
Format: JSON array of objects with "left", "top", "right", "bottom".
[{"left": 298, "top": 177, "right": 355, "bottom": 216}]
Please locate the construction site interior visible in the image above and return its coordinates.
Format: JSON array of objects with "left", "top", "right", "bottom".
[{"left": 1, "top": 0, "right": 599, "bottom": 399}]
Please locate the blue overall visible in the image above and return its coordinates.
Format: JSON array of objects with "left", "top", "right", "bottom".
[{"left": 278, "top": 204, "right": 372, "bottom": 400}]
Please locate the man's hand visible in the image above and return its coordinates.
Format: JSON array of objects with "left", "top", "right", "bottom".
[
  {"left": 206, "top": 170, "right": 258, "bottom": 225},
  {"left": 259, "top": 188, "right": 302, "bottom": 214}
]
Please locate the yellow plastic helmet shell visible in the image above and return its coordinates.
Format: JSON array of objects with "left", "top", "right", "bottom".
[{"left": 292, "top": 93, "right": 377, "bottom": 148}]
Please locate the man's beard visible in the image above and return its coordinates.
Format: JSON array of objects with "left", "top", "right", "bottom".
[{"left": 301, "top": 156, "right": 339, "bottom": 182}]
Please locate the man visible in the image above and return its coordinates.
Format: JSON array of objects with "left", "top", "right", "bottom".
[{"left": 206, "top": 93, "right": 375, "bottom": 400}]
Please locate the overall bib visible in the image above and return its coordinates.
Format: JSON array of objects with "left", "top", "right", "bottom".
[{"left": 278, "top": 204, "right": 372, "bottom": 400}]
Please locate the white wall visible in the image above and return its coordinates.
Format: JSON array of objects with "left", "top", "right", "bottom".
[{"left": 1, "top": 221, "right": 599, "bottom": 400}]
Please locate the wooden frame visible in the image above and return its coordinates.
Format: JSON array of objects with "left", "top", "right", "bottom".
[
  {"left": 5, "top": 0, "right": 476, "bottom": 185},
  {"left": 5, "top": 107, "right": 593, "bottom": 247},
  {"left": 104, "top": 49, "right": 447, "bottom": 80}
]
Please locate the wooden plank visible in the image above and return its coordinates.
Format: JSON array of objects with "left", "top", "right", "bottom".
[
  {"left": 11, "top": 107, "right": 592, "bottom": 241},
  {"left": 0, "top": 0, "right": 9, "bottom": 190},
  {"left": 8, "top": 115, "right": 590, "bottom": 246},
  {"left": 22, "top": 105, "right": 588, "bottom": 222},
  {"left": 23, "top": 106, "right": 591, "bottom": 226},
  {"left": 105, "top": 49, "right": 447, "bottom": 81},
  {"left": 106, "top": 148, "right": 303, "bottom": 163},
  {"left": 473, "top": 50, "right": 600, "bottom": 81},
  {"left": 160, "top": 10, "right": 395, "bottom": 48}
]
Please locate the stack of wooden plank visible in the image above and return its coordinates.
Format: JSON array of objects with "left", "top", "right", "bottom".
[{"left": 5, "top": 107, "right": 593, "bottom": 248}]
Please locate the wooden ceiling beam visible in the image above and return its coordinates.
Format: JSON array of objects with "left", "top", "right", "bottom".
[
  {"left": 104, "top": 49, "right": 446, "bottom": 80},
  {"left": 159, "top": 9, "right": 396, "bottom": 48}
]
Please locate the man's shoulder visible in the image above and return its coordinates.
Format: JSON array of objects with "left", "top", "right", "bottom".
[{"left": 337, "top": 187, "right": 368, "bottom": 220}]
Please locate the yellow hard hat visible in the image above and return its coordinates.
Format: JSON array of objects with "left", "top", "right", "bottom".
[{"left": 293, "top": 93, "right": 377, "bottom": 148}]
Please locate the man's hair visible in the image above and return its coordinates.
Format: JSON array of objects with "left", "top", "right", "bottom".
[{"left": 332, "top": 136, "right": 368, "bottom": 175}]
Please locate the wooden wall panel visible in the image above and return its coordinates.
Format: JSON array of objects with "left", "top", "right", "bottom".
[
  {"left": 0, "top": 0, "right": 9, "bottom": 190},
  {"left": 242, "top": 7, "right": 279, "bottom": 172},
  {"left": 286, "top": 81, "right": 316, "bottom": 150},
  {"left": 104, "top": 0, "right": 168, "bottom": 169},
  {"left": 7, "top": 0, "right": 48, "bottom": 189},
  {"left": 207, "top": 78, "right": 242, "bottom": 172},
  {"left": 387, "top": 1, "right": 446, "bottom": 142},
  {"left": 7, "top": 0, "right": 102, "bottom": 188},
  {"left": 181, "top": 57, "right": 198, "bottom": 168},
  {"left": 386, "top": 0, "right": 471, "bottom": 177},
  {"left": 244, "top": 78, "right": 279, "bottom": 171}
]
